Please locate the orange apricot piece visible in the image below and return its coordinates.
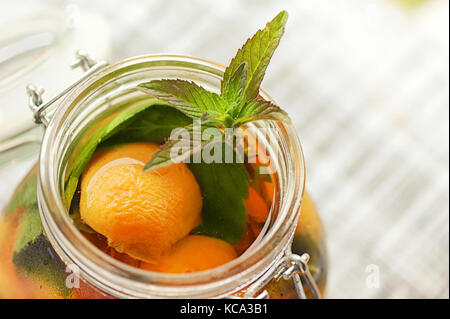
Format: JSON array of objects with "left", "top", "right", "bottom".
[
  {"left": 141, "top": 235, "right": 237, "bottom": 273},
  {"left": 79, "top": 142, "right": 202, "bottom": 263},
  {"left": 233, "top": 218, "right": 255, "bottom": 255},
  {"left": 245, "top": 186, "right": 269, "bottom": 223}
]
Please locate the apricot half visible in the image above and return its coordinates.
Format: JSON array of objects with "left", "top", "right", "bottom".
[
  {"left": 140, "top": 235, "right": 237, "bottom": 273},
  {"left": 79, "top": 142, "right": 202, "bottom": 263}
]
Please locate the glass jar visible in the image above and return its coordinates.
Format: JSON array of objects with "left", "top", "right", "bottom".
[{"left": 0, "top": 55, "right": 327, "bottom": 299}]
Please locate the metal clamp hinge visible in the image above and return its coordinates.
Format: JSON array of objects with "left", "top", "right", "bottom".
[
  {"left": 27, "top": 50, "right": 109, "bottom": 126},
  {"left": 229, "top": 250, "right": 321, "bottom": 299}
]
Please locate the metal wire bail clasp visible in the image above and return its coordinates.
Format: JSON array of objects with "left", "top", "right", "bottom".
[
  {"left": 27, "top": 50, "right": 109, "bottom": 126},
  {"left": 242, "top": 248, "right": 321, "bottom": 299}
]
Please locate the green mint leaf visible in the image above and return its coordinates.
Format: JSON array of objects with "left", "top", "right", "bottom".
[
  {"left": 13, "top": 206, "right": 43, "bottom": 255},
  {"left": 137, "top": 80, "right": 225, "bottom": 119},
  {"left": 222, "top": 10, "right": 288, "bottom": 102},
  {"left": 5, "top": 166, "right": 38, "bottom": 216},
  {"left": 189, "top": 146, "right": 249, "bottom": 243},
  {"left": 234, "top": 99, "right": 291, "bottom": 127},
  {"left": 143, "top": 138, "right": 188, "bottom": 172},
  {"left": 100, "top": 105, "right": 191, "bottom": 146},
  {"left": 8, "top": 179, "right": 70, "bottom": 297},
  {"left": 144, "top": 121, "right": 223, "bottom": 172},
  {"left": 222, "top": 62, "right": 248, "bottom": 113},
  {"left": 13, "top": 233, "right": 70, "bottom": 297}
]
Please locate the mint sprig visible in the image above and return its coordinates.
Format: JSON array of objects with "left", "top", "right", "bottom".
[{"left": 138, "top": 10, "right": 290, "bottom": 172}]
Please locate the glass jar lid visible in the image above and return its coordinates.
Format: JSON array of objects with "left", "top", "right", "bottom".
[{"left": 0, "top": 2, "right": 111, "bottom": 165}]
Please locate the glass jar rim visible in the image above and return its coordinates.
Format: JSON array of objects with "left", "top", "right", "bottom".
[{"left": 37, "top": 54, "right": 306, "bottom": 298}]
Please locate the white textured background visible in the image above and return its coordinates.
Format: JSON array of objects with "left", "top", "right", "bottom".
[{"left": 1, "top": 0, "right": 449, "bottom": 298}]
